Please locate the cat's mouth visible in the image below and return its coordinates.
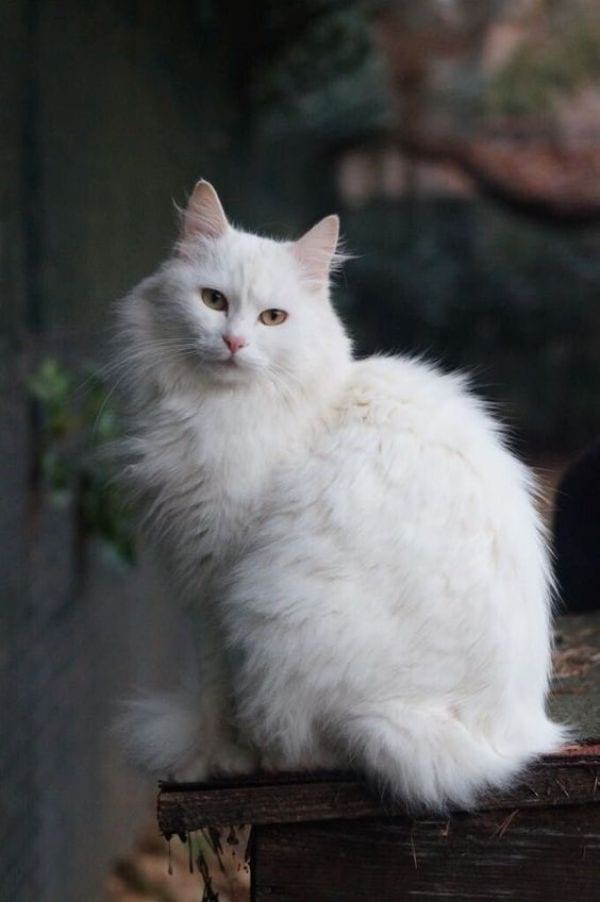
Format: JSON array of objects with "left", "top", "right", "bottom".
[
  {"left": 212, "top": 351, "right": 259, "bottom": 375},
  {"left": 213, "top": 354, "right": 248, "bottom": 372}
]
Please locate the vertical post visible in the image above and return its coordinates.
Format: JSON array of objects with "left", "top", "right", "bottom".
[{"left": 0, "top": 0, "right": 41, "bottom": 895}]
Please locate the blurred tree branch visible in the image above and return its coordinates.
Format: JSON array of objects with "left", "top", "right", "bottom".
[
  {"left": 378, "top": 0, "right": 600, "bottom": 225},
  {"left": 395, "top": 130, "right": 600, "bottom": 225}
]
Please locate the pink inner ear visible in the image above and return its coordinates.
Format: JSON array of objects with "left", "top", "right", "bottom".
[
  {"left": 293, "top": 214, "right": 340, "bottom": 284},
  {"left": 181, "top": 180, "right": 229, "bottom": 243}
]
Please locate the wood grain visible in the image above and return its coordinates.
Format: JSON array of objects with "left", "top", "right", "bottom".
[
  {"left": 158, "top": 747, "right": 600, "bottom": 836},
  {"left": 252, "top": 804, "right": 600, "bottom": 901}
]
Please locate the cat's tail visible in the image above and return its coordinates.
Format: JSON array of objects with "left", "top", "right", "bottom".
[
  {"left": 114, "top": 689, "right": 206, "bottom": 775},
  {"left": 339, "top": 701, "right": 568, "bottom": 812}
]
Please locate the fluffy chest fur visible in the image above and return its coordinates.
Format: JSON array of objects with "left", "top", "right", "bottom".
[{"left": 127, "top": 386, "right": 328, "bottom": 592}]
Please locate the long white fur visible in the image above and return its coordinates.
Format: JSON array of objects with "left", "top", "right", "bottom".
[{"left": 114, "top": 181, "right": 567, "bottom": 811}]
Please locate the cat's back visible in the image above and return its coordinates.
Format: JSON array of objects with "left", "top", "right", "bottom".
[
  {"left": 287, "top": 353, "right": 539, "bottom": 561},
  {"left": 333, "top": 354, "right": 502, "bottom": 464}
]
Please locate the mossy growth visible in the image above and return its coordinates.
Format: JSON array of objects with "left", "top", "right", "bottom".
[{"left": 27, "top": 358, "right": 135, "bottom": 564}]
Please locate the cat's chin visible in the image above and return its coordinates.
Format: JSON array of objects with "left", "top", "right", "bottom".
[{"left": 205, "top": 357, "right": 261, "bottom": 385}]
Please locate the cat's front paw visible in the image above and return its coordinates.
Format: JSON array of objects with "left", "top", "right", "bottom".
[
  {"left": 176, "top": 743, "right": 258, "bottom": 782},
  {"left": 214, "top": 743, "right": 259, "bottom": 777}
]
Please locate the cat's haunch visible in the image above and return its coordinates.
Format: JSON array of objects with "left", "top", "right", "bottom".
[{"left": 113, "top": 181, "right": 567, "bottom": 811}]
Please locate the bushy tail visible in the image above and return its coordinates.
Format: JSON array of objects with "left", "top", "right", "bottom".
[
  {"left": 341, "top": 702, "right": 567, "bottom": 811},
  {"left": 114, "top": 690, "right": 203, "bottom": 774}
]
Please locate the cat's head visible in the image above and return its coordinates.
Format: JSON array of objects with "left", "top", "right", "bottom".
[{"left": 127, "top": 181, "right": 352, "bottom": 393}]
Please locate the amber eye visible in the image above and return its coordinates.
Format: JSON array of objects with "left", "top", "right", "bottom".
[
  {"left": 201, "top": 288, "right": 228, "bottom": 312},
  {"left": 259, "top": 309, "right": 288, "bottom": 326}
]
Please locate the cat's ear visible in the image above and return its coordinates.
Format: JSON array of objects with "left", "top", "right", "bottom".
[
  {"left": 292, "top": 214, "right": 340, "bottom": 287},
  {"left": 179, "top": 180, "right": 230, "bottom": 243}
]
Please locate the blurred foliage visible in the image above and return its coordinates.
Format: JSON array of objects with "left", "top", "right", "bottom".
[
  {"left": 487, "top": 12, "right": 600, "bottom": 116},
  {"left": 193, "top": 0, "right": 389, "bottom": 143},
  {"left": 28, "top": 359, "right": 135, "bottom": 563},
  {"left": 194, "top": 0, "right": 381, "bottom": 105},
  {"left": 251, "top": 0, "right": 383, "bottom": 109}
]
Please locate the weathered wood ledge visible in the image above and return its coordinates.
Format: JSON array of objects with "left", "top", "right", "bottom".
[{"left": 158, "top": 744, "right": 600, "bottom": 838}]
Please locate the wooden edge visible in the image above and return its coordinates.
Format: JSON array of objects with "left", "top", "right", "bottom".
[
  {"left": 157, "top": 743, "right": 600, "bottom": 837},
  {"left": 157, "top": 741, "right": 600, "bottom": 793}
]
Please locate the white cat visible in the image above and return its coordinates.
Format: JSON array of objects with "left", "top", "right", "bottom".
[{"left": 115, "top": 180, "right": 567, "bottom": 811}]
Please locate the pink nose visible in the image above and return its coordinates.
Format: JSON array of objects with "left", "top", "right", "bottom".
[{"left": 223, "top": 334, "right": 247, "bottom": 355}]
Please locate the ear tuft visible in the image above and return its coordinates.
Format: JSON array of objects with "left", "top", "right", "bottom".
[
  {"left": 292, "top": 214, "right": 341, "bottom": 287},
  {"left": 180, "top": 180, "right": 229, "bottom": 243}
]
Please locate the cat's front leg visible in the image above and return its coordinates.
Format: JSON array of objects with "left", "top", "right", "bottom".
[
  {"left": 178, "top": 742, "right": 258, "bottom": 782},
  {"left": 258, "top": 743, "right": 342, "bottom": 774},
  {"left": 170, "top": 682, "right": 259, "bottom": 782}
]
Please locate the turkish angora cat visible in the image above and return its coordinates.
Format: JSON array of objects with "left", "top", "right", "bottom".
[{"left": 115, "top": 180, "right": 566, "bottom": 811}]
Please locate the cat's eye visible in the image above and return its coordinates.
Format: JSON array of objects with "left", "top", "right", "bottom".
[
  {"left": 201, "top": 288, "right": 228, "bottom": 312},
  {"left": 259, "top": 309, "right": 288, "bottom": 326}
]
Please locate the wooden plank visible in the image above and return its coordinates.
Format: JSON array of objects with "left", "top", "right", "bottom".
[
  {"left": 157, "top": 748, "right": 600, "bottom": 836},
  {"left": 251, "top": 804, "right": 600, "bottom": 901}
]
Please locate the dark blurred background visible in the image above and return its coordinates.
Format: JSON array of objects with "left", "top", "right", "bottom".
[{"left": 2, "top": 1, "right": 599, "bottom": 899}]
